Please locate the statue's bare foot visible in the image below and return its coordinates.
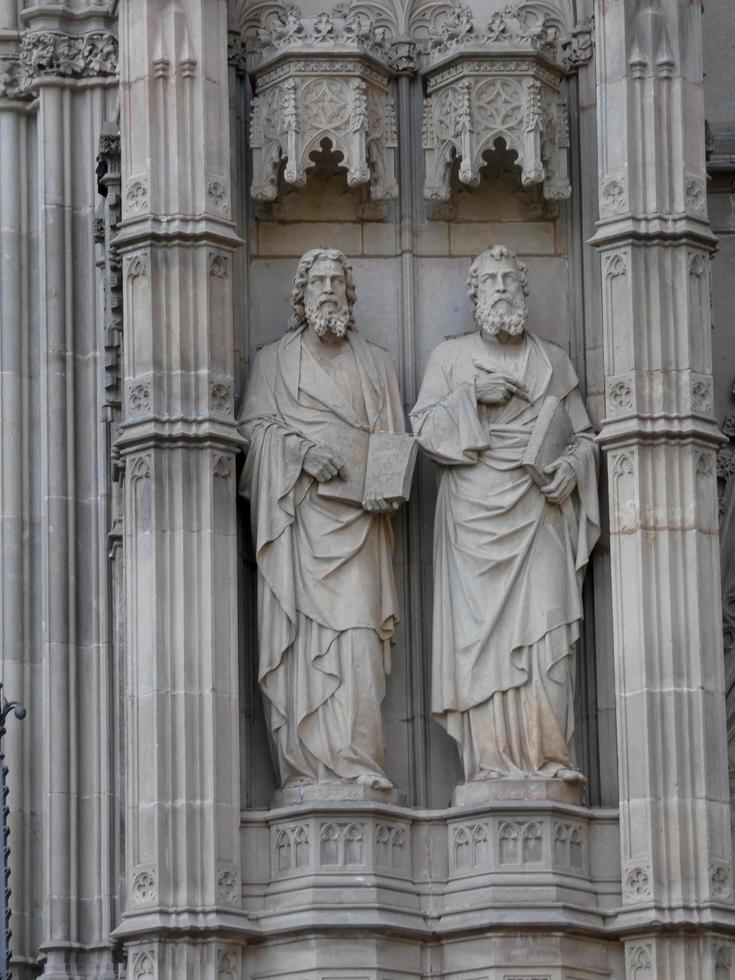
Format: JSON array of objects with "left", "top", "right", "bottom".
[
  {"left": 357, "top": 773, "right": 393, "bottom": 791},
  {"left": 557, "top": 768, "right": 585, "bottom": 783}
]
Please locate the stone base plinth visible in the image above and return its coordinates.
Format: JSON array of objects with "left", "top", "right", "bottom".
[
  {"left": 272, "top": 780, "right": 407, "bottom": 808},
  {"left": 451, "top": 776, "right": 584, "bottom": 806}
]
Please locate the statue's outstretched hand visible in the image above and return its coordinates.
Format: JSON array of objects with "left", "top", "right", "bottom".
[
  {"left": 304, "top": 445, "right": 344, "bottom": 483},
  {"left": 363, "top": 493, "right": 399, "bottom": 513},
  {"left": 541, "top": 456, "right": 577, "bottom": 504},
  {"left": 473, "top": 361, "right": 530, "bottom": 405}
]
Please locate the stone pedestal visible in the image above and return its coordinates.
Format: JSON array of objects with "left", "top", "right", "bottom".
[
  {"left": 451, "top": 777, "right": 584, "bottom": 807},
  {"left": 273, "top": 781, "right": 407, "bottom": 808},
  {"left": 241, "top": 799, "right": 623, "bottom": 976}
]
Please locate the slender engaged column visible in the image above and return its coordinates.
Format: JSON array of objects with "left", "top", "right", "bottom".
[
  {"left": 593, "top": 0, "right": 735, "bottom": 972},
  {"left": 115, "top": 1, "right": 245, "bottom": 975},
  {"left": 0, "top": 10, "right": 35, "bottom": 973},
  {"left": 3, "top": 7, "right": 121, "bottom": 977}
]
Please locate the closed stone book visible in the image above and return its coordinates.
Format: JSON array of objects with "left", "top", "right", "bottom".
[
  {"left": 521, "top": 395, "right": 574, "bottom": 487},
  {"left": 364, "top": 433, "right": 418, "bottom": 505}
]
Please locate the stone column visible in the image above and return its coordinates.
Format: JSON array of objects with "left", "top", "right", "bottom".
[
  {"left": 593, "top": 0, "right": 735, "bottom": 973},
  {"left": 115, "top": 1, "right": 245, "bottom": 975},
  {"left": 7, "top": 6, "right": 120, "bottom": 977},
  {"left": 0, "top": 7, "right": 36, "bottom": 975}
]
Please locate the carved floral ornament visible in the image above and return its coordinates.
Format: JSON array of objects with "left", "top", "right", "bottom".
[
  {"left": 0, "top": 31, "right": 118, "bottom": 100},
  {"left": 238, "top": 0, "right": 587, "bottom": 203}
]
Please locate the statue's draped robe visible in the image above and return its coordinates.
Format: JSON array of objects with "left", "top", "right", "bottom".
[
  {"left": 240, "top": 329, "right": 404, "bottom": 785},
  {"left": 411, "top": 331, "right": 599, "bottom": 779}
]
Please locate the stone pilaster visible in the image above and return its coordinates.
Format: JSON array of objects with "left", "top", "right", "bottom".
[
  {"left": 592, "top": 0, "right": 735, "bottom": 971},
  {"left": 3, "top": 4, "right": 121, "bottom": 977},
  {"left": 115, "top": 1, "right": 245, "bottom": 974}
]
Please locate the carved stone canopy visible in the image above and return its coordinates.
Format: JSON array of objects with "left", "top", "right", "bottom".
[
  {"left": 242, "top": 2, "right": 402, "bottom": 202},
  {"left": 417, "top": 0, "right": 579, "bottom": 202},
  {"left": 422, "top": 52, "right": 570, "bottom": 202}
]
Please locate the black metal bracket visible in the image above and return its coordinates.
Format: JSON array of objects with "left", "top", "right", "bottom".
[{"left": 0, "top": 685, "right": 26, "bottom": 980}]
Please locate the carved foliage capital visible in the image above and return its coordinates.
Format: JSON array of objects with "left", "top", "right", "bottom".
[
  {"left": 19, "top": 30, "right": 118, "bottom": 87},
  {"left": 0, "top": 56, "right": 31, "bottom": 101}
]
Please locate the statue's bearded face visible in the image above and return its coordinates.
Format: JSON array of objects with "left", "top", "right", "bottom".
[
  {"left": 303, "top": 258, "right": 351, "bottom": 339},
  {"left": 474, "top": 255, "right": 528, "bottom": 338}
]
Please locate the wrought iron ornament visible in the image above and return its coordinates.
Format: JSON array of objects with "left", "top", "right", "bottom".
[{"left": 0, "top": 686, "right": 26, "bottom": 980}]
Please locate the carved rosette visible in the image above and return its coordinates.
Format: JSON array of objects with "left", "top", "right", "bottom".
[{"left": 244, "top": 3, "right": 400, "bottom": 201}]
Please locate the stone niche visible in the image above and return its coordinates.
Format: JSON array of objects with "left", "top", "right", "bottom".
[
  {"left": 241, "top": 0, "right": 406, "bottom": 202},
  {"left": 236, "top": 0, "right": 599, "bottom": 812}
]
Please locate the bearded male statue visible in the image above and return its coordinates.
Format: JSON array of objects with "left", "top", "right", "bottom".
[
  {"left": 239, "top": 248, "right": 406, "bottom": 799},
  {"left": 411, "top": 245, "right": 600, "bottom": 795}
]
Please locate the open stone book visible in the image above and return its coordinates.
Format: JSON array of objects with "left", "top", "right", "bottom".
[{"left": 316, "top": 425, "right": 418, "bottom": 506}]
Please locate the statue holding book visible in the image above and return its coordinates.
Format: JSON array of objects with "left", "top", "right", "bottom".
[
  {"left": 239, "top": 247, "right": 416, "bottom": 799},
  {"left": 411, "top": 245, "right": 600, "bottom": 793}
]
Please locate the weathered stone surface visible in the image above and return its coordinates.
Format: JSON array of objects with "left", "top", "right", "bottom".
[
  {"left": 0, "top": 0, "right": 733, "bottom": 977},
  {"left": 239, "top": 248, "right": 409, "bottom": 800},
  {"left": 412, "top": 245, "right": 599, "bottom": 794}
]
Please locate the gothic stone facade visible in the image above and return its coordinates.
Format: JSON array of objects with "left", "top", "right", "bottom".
[{"left": 0, "top": 0, "right": 734, "bottom": 978}]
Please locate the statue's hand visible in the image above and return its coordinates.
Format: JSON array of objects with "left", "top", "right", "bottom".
[
  {"left": 304, "top": 445, "right": 344, "bottom": 483},
  {"left": 541, "top": 457, "right": 577, "bottom": 504},
  {"left": 362, "top": 493, "right": 399, "bottom": 513},
  {"left": 473, "top": 361, "right": 530, "bottom": 405}
]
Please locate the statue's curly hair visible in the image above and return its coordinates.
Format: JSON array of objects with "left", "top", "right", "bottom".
[
  {"left": 289, "top": 247, "right": 358, "bottom": 331},
  {"left": 466, "top": 245, "right": 529, "bottom": 307}
]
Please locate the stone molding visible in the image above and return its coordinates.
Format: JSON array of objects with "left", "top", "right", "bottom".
[{"left": 242, "top": 800, "right": 621, "bottom": 937}]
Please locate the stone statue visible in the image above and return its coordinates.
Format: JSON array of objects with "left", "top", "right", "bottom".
[
  {"left": 239, "top": 247, "right": 406, "bottom": 799},
  {"left": 411, "top": 245, "right": 600, "bottom": 793}
]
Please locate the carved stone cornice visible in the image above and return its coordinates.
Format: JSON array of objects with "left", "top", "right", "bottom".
[
  {"left": 19, "top": 29, "right": 118, "bottom": 86},
  {"left": 411, "top": 0, "right": 585, "bottom": 72},
  {"left": 422, "top": 52, "right": 570, "bottom": 202},
  {"left": 240, "top": 1, "right": 415, "bottom": 74}
]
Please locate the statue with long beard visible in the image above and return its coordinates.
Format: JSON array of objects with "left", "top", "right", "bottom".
[
  {"left": 239, "top": 248, "right": 406, "bottom": 800},
  {"left": 411, "top": 245, "right": 600, "bottom": 798}
]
